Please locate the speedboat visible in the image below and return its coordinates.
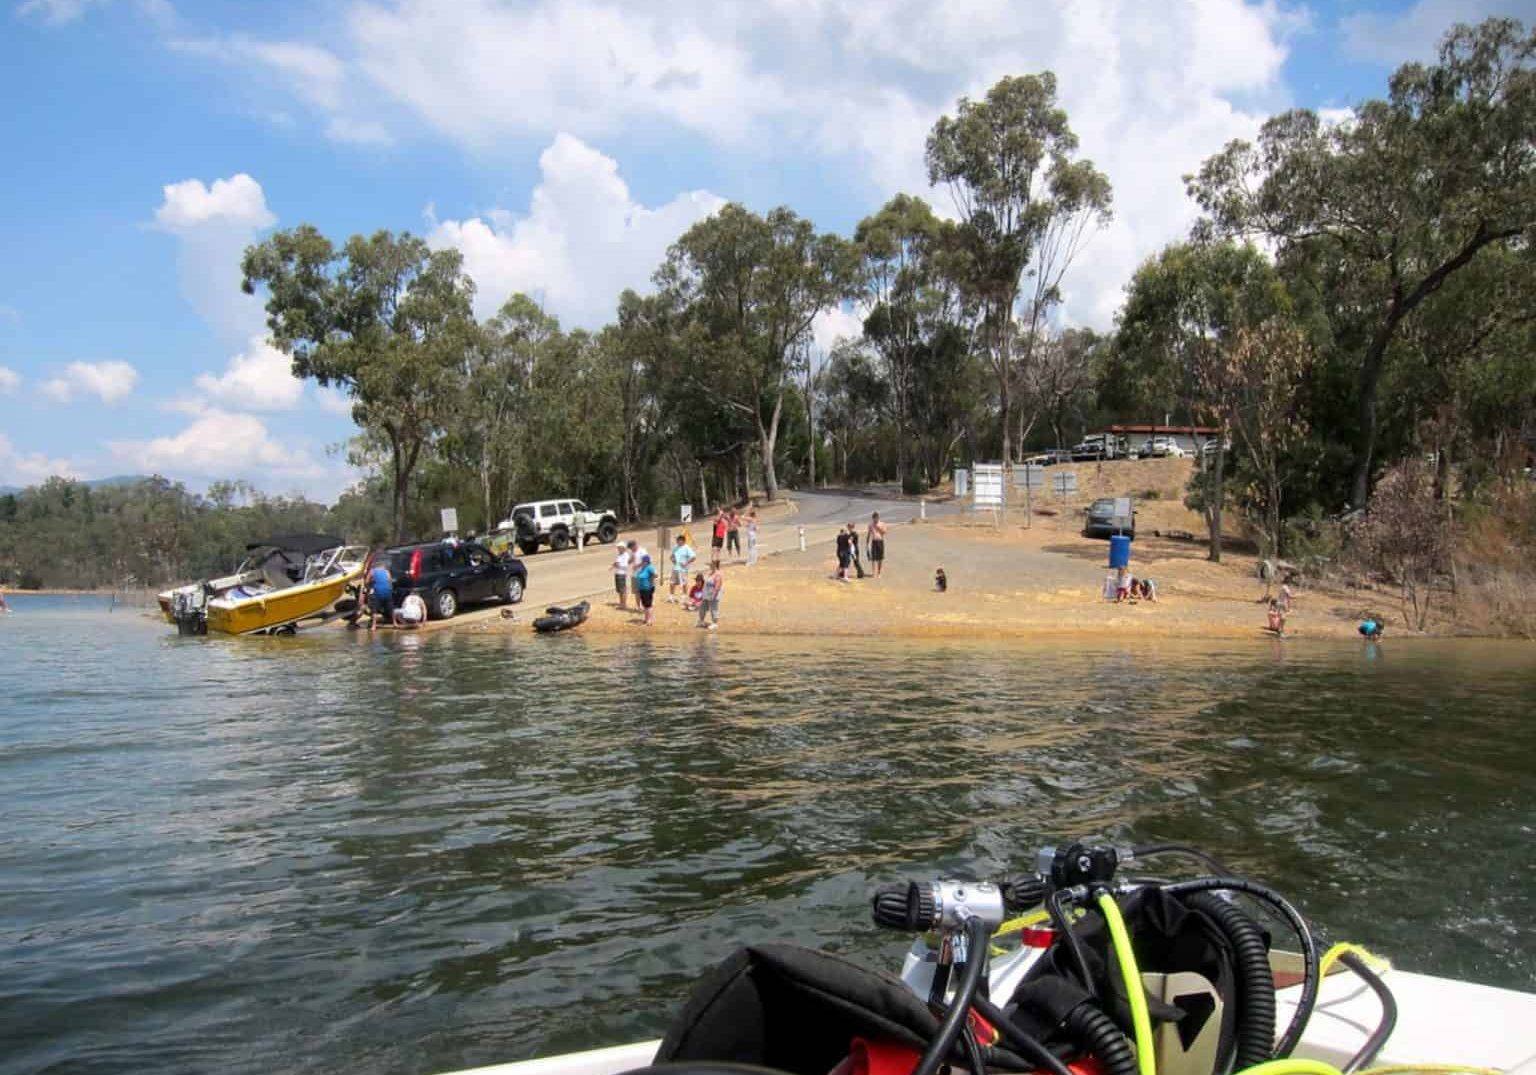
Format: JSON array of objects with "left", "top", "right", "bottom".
[
  {"left": 160, "top": 534, "right": 367, "bottom": 635},
  {"left": 433, "top": 841, "right": 1536, "bottom": 1075}
]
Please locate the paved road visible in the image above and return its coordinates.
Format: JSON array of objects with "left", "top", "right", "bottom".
[{"left": 447, "top": 489, "right": 958, "bottom": 624}]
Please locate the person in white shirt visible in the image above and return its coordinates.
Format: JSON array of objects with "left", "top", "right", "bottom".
[
  {"left": 613, "top": 544, "right": 633, "bottom": 609},
  {"left": 392, "top": 593, "right": 427, "bottom": 628}
]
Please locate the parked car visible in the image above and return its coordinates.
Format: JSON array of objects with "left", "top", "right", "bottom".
[
  {"left": 1199, "top": 439, "right": 1228, "bottom": 459},
  {"left": 1070, "top": 441, "right": 1109, "bottom": 461},
  {"left": 1082, "top": 497, "right": 1135, "bottom": 540},
  {"left": 493, "top": 498, "right": 620, "bottom": 555},
  {"left": 1022, "top": 450, "right": 1072, "bottom": 467},
  {"left": 1136, "top": 436, "right": 1189, "bottom": 459},
  {"left": 382, "top": 540, "right": 526, "bottom": 620}
]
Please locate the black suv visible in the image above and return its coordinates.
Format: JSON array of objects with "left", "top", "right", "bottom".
[{"left": 382, "top": 541, "right": 527, "bottom": 620}]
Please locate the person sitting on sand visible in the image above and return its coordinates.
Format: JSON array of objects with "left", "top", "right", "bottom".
[
  {"left": 934, "top": 568, "right": 947, "bottom": 593},
  {"left": 1266, "top": 598, "right": 1286, "bottom": 635},
  {"left": 684, "top": 572, "right": 705, "bottom": 612},
  {"left": 1138, "top": 578, "right": 1157, "bottom": 602},
  {"left": 393, "top": 592, "right": 427, "bottom": 629},
  {"left": 1115, "top": 568, "right": 1134, "bottom": 603}
]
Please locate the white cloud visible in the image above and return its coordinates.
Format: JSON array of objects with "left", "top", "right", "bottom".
[
  {"left": 16, "top": 0, "right": 106, "bottom": 24},
  {"left": 191, "top": 336, "right": 305, "bottom": 410},
  {"left": 812, "top": 306, "right": 865, "bottom": 356},
  {"left": 154, "top": 173, "right": 275, "bottom": 232},
  {"left": 0, "top": 303, "right": 19, "bottom": 326},
  {"left": 154, "top": 173, "right": 276, "bottom": 343},
  {"left": 0, "top": 366, "right": 20, "bottom": 394},
  {"left": 152, "top": 0, "right": 1299, "bottom": 329},
  {"left": 168, "top": 34, "right": 393, "bottom": 147},
  {"left": 40, "top": 360, "right": 138, "bottom": 404},
  {"left": 109, "top": 408, "right": 322, "bottom": 479},
  {"left": 349, "top": 0, "right": 783, "bottom": 147},
  {"left": 356, "top": 0, "right": 1292, "bottom": 328},
  {"left": 0, "top": 433, "right": 77, "bottom": 487},
  {"left": 325, "top": 116, "right": 393, "bottom": 146},
  {"left": 428, "top": 133, "right": 725, "bottom": 326},
  {"left": 315, "top": 386, "right": 355, "bottom": 416},
  {"left": 1341, "top": 0, "right": 1529, "bottom": 65}
]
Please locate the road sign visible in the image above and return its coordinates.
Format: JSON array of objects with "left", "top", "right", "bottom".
[
  {"left": 680, "top": 504, "right": 693, "bottom": 523},
  {"left": 1052, "top": 471, "right": 1078, "bottom": 496},
  {"left": 440, "top": 507, "right": 459, "bottom": 534},
  {"left": 1016, "top": 464, "right": 1046, "bottom": 488},
  {"left": 973, "top": 463, "right": 1004, "bottom": 508}
]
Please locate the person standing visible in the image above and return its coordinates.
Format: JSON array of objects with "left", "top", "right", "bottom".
[
  {"left": 633, "top": 554, "right": 658, "bottom": 626},
  {"left": 848, "top": 522, "right": 866, "bottom": 579},
  {"left": 834, "top": 527, "right": 852, "bottom": 583},
  {"left": 697, "top": 563, "right": 723, "bottom": 629},
  {"left": 866, "top": 512, "right": 888, "bottom": 578},
  {"left": 669, "top": 534, "right": 696, "bottom": 602},
  {"left": 726, "top": 508, "right": 742, "bottom": 560},
  {"left": 745, "top": 508, "right": 760, "bottom": 566},
  {"left": 710, "top": 509, "right": 728, "bottom": 568},
  {"left": 612, "top": 542, "right": 633, "bottom": 610}
]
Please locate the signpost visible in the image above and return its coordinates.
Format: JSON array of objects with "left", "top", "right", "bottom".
[
  {"left": 1052, "top": 471, "right": 1079, "bottom": 499},
  {"left": 440, "top": 507, "right": 458, "bottom": 536},
  {"left": 680, "top": 504, "right": 693, "bottom": 524}
]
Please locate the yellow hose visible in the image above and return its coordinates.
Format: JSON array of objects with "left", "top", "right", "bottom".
[
  {"left": 1233, "top": 1061, "right": 1344, "bottom": 1075},
  {"left": 1353, "top": 1068, "right": 1504, "bottom": 1075},
  {"left": 1318, "top": 942, "right": 1391, "bottom": 979},
  {"left": 1097, "top": 891, "right": 1156, "bottom": 1075}
]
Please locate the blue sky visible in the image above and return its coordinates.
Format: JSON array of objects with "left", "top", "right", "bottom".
[{"left": 0, "top": 0, "right": 1526, "bottom": 500}]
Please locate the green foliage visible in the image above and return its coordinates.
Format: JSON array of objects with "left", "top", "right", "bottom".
[
  {"left": 0, "top": 477, "right": 341, "bottom": 589},
  {"left": 242, "top": 228, "right": 477, "bottom": 540}
]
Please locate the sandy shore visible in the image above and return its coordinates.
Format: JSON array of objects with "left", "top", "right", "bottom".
[{"left": 444, "top": 460, "right": 1385, "bottom": 642}]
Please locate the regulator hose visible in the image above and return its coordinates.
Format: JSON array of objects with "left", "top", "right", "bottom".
[
  {"left": 1063, "top": 1000, "right": 1140, "bottom": 1075},
  {"left": 1162, "top": 878, "right": 1318, "bottom": 1059},
  {"left": 1338, "top": 951, "right": 1396, "bottom": 1073},
  {"left": 971, "top": 995, "right": 1076, "bottom": 1075},
  {"left": 1047, "top": 888, "right": 1095, "bottom": 995},
  {"left": 910, "top": 915, "right": 990, "bottom": 1075},
  {"left": 1182, "top": 891, "right": 1277, "bottom": 1071},
  {"left": 1131, "top": 843, "right": 1235, "bottom": 877}
]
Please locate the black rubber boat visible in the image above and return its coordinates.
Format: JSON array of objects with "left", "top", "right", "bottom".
[{"left": 533, "top": 600, "right": 589, "bottom": 633}]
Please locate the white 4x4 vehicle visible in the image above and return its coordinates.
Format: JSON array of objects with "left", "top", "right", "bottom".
[
  {"left": 497, "top": 499, "right": 619, "bottom": 555},
  {"left": 1136, "top": 436, "right": 1189, "bottom": 459}
]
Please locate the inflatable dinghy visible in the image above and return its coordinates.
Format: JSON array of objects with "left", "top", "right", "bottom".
[{"left": 533, "top": 600, "right": 589, "bottom": 633}]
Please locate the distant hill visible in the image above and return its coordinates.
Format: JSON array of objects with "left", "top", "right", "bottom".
[{"left": 0, "top": 474, "right": 151, "bottom": 496}]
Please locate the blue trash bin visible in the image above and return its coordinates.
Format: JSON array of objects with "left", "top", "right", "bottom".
[{"left": 1109, "top": 534, "right": 1132, "bottom": 569}]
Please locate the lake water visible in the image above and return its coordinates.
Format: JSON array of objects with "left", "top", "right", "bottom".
[{"left": 2, "top": 594, "right": 1534, "bottom": 1075}]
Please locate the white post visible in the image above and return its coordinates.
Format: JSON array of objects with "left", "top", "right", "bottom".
[
  {"left": 798, "top": 526, "right": 806, "bottom": 552},
  {"left": 920, "top": 498, "right": 927, "bottom": 521},
  {"left": 574, "top": 516, "right": 584, "bottom": 553}
]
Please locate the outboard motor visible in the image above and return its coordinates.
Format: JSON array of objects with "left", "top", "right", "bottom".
[{"left": 171, "top": 586, "right": 208, "bottom": 636}]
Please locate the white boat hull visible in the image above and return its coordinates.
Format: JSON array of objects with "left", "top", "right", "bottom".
[{"left": 436, "top": 965, "right": 1536, "bottom": 1075}]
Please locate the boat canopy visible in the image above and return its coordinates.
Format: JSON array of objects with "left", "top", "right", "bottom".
[{"left": 246, "top": 534, "right": 345, "bottom": 556}]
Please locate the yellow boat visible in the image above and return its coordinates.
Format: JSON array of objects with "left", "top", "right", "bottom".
[{"left": 162, "top": 535, "right": 368, "bottom": 636}]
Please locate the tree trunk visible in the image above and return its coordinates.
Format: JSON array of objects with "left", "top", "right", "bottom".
[
  {"left": 1208, "top": 440, "right": 1225, "bottom": 564},
  {"left": 1350, "top": 323, "right": 1395, "bottom": 509},
  {"left": 999, "top": 376, "right": 1012, "bottom": 468},
  {"left": 806, "top": 377, "right": 817, "bottom": 488},
  {"left": 479, "top": 443, "right": 493, "bottom": 534},
  {"left": 697, "top": 463, "right": 710, "bottom": 516},
  {"left": 759, "top": 390, "right": 784, "bottom": 501}
]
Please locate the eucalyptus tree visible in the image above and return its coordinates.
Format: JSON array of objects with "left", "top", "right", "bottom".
[
  {"left": 658, "top": 204, "right": 859, "bottom": 501},
  {"left": 241, "top": 227, "right": 477, "bottom": 541},
  {"left": 855, "top": 194, "right": 944, "bottom": 486},
  {"left": 1188, "top": 17, "right": 1536, "bottom": 507},
  {"left": 925, "top": 73, "right": 1112, "bottom": 466},
  {"left": 1114, "top": 240, "right": 1288, "bottom": 560}
]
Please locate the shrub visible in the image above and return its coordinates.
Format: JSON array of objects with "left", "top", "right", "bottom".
[
  {"left": 902, "top": 474, "right": 928, "bottom": 496},
  {"left": 1350, "top": 459, "right": 1453, "bottom": 631}
]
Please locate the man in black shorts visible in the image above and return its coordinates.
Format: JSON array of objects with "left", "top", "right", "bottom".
[{"left": 867, "top": 511, "right": 888, "bottom": 577}]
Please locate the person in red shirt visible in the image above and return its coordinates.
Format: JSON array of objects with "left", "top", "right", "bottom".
[{"left": 710, "top": 509, "right": 728, "bottom": 567}]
